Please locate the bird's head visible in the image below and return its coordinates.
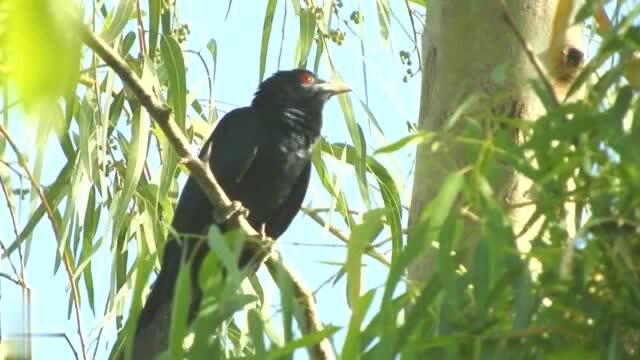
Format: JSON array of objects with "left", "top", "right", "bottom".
[{"left": 252, "top": 69, "right": 351, "bottom": 112}]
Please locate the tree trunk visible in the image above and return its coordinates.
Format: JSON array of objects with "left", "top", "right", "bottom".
[{"left": 408, "top": 0, "right": 584, "bottom": 285}]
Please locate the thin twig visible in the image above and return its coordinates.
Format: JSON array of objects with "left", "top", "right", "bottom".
[
  {"left": 303, "top": 207, "right": 360, "bottom": 216},
  {"left": 404, "top": 0, "right": 422, "bottom": 70},
  {"left": 301, "top": 207, "right": 391, "bottom": 267},
  {"left": 7, "top": 332, "right": 80, "bottom": 360},
  {"left": 281, "top": 241, "right": 347, "bottom": 248},
  {"left": 0, "top": 272, "right": 23, "bottom": 287},
  {"left": 277, "top": 0, "right": 287, "bottom": 70},
  {"left": 501, "top": 5, "right": 560, "bottom": 107},
  {"left": 0, "top": 159, "right": 25, "bottom": 179},
  {"left": 79, "top": 23, "right": 332, "bottom": 360},
  {"left": 184, "top": 49, "right": 213, "bottom": 111},
  {"left": 0, "top": 177, "right": 23, "bottom": 280},
  {"left": 135, "top": 0, "right": 147, "bottom": 55},
  {"left": 0, "top": 124, "right": 88, "bottom": 360}
]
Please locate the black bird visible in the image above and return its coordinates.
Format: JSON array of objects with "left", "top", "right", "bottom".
[{"left": 135, "top": 69, "right": 350, "bottom": 345}]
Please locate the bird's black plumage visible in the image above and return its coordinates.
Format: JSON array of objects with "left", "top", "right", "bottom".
[{"left": 135, "top": 69, "right": 350, "bottom": 337}]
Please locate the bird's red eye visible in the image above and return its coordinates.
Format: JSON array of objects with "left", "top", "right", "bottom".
[{"left": 299, "top": 72, "right": 315, "bottom": 85}]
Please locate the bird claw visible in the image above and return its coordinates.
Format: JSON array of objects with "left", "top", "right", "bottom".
[{"left": 214, "top": 200, "right": 249, "bottom": 223}]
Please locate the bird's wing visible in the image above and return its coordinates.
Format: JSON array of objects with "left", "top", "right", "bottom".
[
  {"left": 206, "top": 107, "right": 262, "bottom": 189},
  {"left": 265, "top": 162, "right": 311, "bottom": 239},
  {"left": 169, "top": 107, "right": 258, "bottom": 237}
]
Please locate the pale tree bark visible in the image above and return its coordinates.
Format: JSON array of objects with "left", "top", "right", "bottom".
[{"left": 408, "top": 0, "right": 585, "bottom": 286}]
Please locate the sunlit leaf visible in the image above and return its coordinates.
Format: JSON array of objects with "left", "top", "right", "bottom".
[
  {"left": 266, "top": 326, "right": 339, "bottom": 357},
  {"left": 346, "top": 209, "right": 386, "bottom": 308},
  {"left": 101, "top": 0, "right": 136, "bottom": 42},
  {"left": 322, "top": 141, "right": 403, "bottom": 258},
  {"left": 259, "top": 0, "right": 278, "bottom": 82},
  {"left": 7, "top": 0, "right": 81, "bottom": 128},
  {"left": 247, "top": 309, "right": 266, "bottom": 356},
  {"left": 148, "top": 0, "right": 162, "bottom": 55},
  {"left": 110, "top": 108, "right": 150, "bottom": 252},
  {"left": 295, "top": 8, "right": 316, "bottom": 68},
  {"left": 375, "top": 0, "right": 391, "bottom": 42},
  {"left": 206, "top": 38, "right": 218, "bottom": 83},
  {"left": 342, "top": 289, "right": 375, "bottom": 359},
  {"left": 374, "top": 132, "right": 434, "bottom": 155},
  {"left": 160, "top": 36, "right": 187, "bottom": 130}
]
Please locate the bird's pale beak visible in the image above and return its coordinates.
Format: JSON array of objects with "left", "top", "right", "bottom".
[{"left": 314, "top": 81, "right": 352, "bottom": 95}]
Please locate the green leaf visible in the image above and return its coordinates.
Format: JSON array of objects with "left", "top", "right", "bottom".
[
  {"left": 205, "top": 227, "right": 243, "bottom": 285},
  {"left": 375, "top": 0, "right": 391, "bottom": 42},
  {"left": 346, "top": 209, "right": 386, "bottom": 308},
  {"left": 390, "top": 279, "right": 443, "bottom": 353},
  {"left": 608, "top": 85, "right": 633, "bottom": 122},
  {"left": 295, "top": 8, "right": 316, "bottom": 68},
  {"left": 382, "top": 171, "right": 464, "bottom": 313},
  {"left": 78, "top": 89, "right": 97, "bottom": 185},
  {"left": 312, "top": 143, "right": 355, "bottom": 228},
  {"left": 355, "top": 125, "right": 372, "bottom": 208},
  {"left": 161, "top": 2, "right": 172, "bottom": 34},
  {"left": 546, "top": 348, "right": 600, "bottom": 360},
  {"left": 289, "top": 0, "right": 301, "bottom": 15},
  {"left": 247, "top": 309, "right": 266, "bottom": 356},
  {"left": 110, "top": 107, "right": 150, "bottom": 251},
  {"left": 122, "top": 256, "right": 155, "bottom": 360},
  {"left": 331, "top": 71, "right": 363, "bottom": 158},
  {"left": 248, "top": 274, "right": 265, "bottom": 306},
  {"left": 55, "top": 206, "right": 75, "bottom": 273},
  {"left": 2, "top": 157, "right": 75, "bottom": 258},
  {"left": 313, "top": 35, "right": 324, "bottom": 74},
  {"left": 359, "top": 99, "right": 385, "bottom": 135},
  {"left": 80, "top": 188, "right": 98, "bottom": 313},
  {"left": 259, "top": 0, "right": 278, "bottom": 82},
  {"left": 329, "top": 72, "right": 373, "bottom": 212},
  {"left": 121, "top": 31, "right": 137, "bottom": 55},
  {"left": 512, "top": 268, "right": 533, "bottom": 330},
  {"left": 322, "top": 141, "right": 403, "bottom": 259},
  {"left": 342, "top": 289, "right": 376, "bottom": 359},
  {"left": 102, "top": 0, "right": 136, "bottom": 43},
  {"left": 8, "top": 0, "right": 81, "bottom": 116},
  {"left": 374, "top": 132, "right": 434, "bottom": 155},
  {"left": 266, "top": 326, "right": 339, "bottom": 358},
  {"left": 151, "top": 51, "right": 180, "bottom": 211},
  {"left": 268, "top": 256, "right": 295, "bottom": 345},
  {"left": 192, "top": 292, "right": 257, "bottom": 343},
  {"left": 206, "top": 39, "right": 218, "bottom": 83},
  {"left": 160, "top": 36, "right": 187, "bottom": 130},
  {"left": 359, "top": 292, "right": 411, "bottom": 353},
  {"left": 148, "top": 0, "right": 161, "bottom": 55}
]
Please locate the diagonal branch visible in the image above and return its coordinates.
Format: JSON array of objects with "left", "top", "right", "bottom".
[
  {"left": 302, "top": 207, "right": 390, "bottom": 267},
  {"left": 266, "top": 252, "right": 335, "bottom": 360},
  {"left": 79, "top": 24, "right": 332, "bottom": 360}
]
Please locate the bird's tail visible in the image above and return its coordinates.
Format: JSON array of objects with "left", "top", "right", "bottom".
[{"left": 135, "top": 257, "right": 177, "bottom": 333}]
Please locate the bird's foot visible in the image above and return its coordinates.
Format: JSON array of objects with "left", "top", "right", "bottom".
[{"left": 214, "top": 200, "right": 250, "bottom": 223}]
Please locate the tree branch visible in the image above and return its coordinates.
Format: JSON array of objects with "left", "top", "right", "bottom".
[
  {"left": 266, "top": 253, "right": 335, "bottom": 360},
  {"left": 0, "top": 123, "right": 87, "bottom": 360},
  {"left": 301, "top": 207, "right": 390, "bottom": 267},
  {"left": 79, "top": 24, "right": 332, "bottom": 360}
]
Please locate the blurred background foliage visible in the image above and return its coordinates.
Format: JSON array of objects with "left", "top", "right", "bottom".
[{"left": 0, "top": 0, "right": 639, "bottom": 359}]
